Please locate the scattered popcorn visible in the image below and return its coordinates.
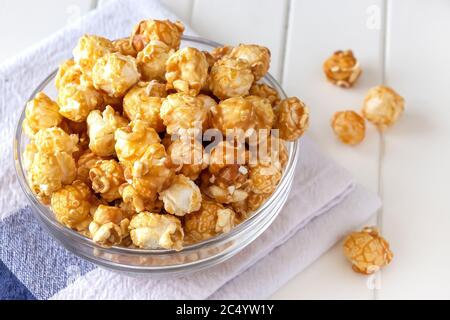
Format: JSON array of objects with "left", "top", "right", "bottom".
[
  {"left": 323, "top": 50, "right": 361, "bottom": 88},
  {"left": 22, "top": 92, "right": 62, "bottom": 137},
  {"left": 331, "top": 111, "right": 366, "bottom": 145},
  {"left": 159, "top": 174, "right": 202, "bottom": 216},
  {"left": 131, "top": 19, "right": 185, "bottom": 51},
  {"left": 274, "top": 97, "right": 310, "bottom": 141},
  {"left": 229, "top": 44, "right": 271, "bottom": 81}
]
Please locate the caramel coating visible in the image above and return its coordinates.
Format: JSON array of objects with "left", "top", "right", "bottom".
[
  {"left": 129, "top": 212, "right": 184, "bottom": 250},
  {"left": 167, "top": 138, "right": 207, "bottom": 180},
  {"left": 209, "top": 57, "right": 254, "bottom": 100},
  {"left": 112, "top": 37, "right": 138, "bottom": 57},
  {"left": 89, "top": 205, "right": 127, "bottom": 246},
  {"left": 89, "top": 160, "right": 125, "bottom": 202},
  {"left": 73, "top": 35, "right": 115, "bottom": 76},
  {"left": 362, "top": 85, "right": 405, "bottom": 129},
  {"left": 208, "top": 141, "right": 248, "bottom": 175},
  {"left": 137, "top": 40, "right": 174, "bottom": 81},
  {"left": 33, "top": 127, "right": 78, "bottom": 155},
  {"left": 92, "top": 52, "right": 140, "bottom": 98},
  {"left": 229, "top": 44, "right": 271, "bottom": 80},
  {"left": 123, "top": 82, "right": 165, "bottom": 132},
  {"left": 76, "top": 151, "right": 106, "bottom": 186},
  {"left": 23, "top": 92, "right": 62, "bottom": 137},
  {"left": 210, "top": 97, "right": 255, "bottom": 135},
  {"left": 184, "top": 199, "right": 235, "bottom": 243},
  {"left": 51, "top": 180, "right": 93, "bottom": 231},
  {"left": 159, "top": 174, "right": 202, "bottom": 216},
  {"left": 249, "top": 162, "right": 282, "bottom": 195},
  {"left": 344, "top": 227, "right": 393, "bottom": 275},
  {"left": 323, "top": 50, "right": 361, "bottom": 88},
  {"left": 166, "top": 47, "right": 209, "bottom": 96},
  {"left": 331, "top": 111, "right": 366, "bottom": 145},
  {"left": 160, "top": 93, "right": 210, "bottom": 134},
  {"left": 245, "top": 95, "right": 274, "bottom": 132},
  {"left": 210, "top": 45, "right": 233, "bottom": 62},
  {"left": 131, "top": 19, "right": 185, "bottom": 51},
  {"left": 249, "top": 83, "right": 281, "bottom": 107},
  {"left": 55, "top": 59, "right": 90, "bottom": 90},
  {"left": 274, "top": 97, "right": 310, "bottom": 141},
  {"left": 57, "top": 83, "right": 104, "bottom": 122}
]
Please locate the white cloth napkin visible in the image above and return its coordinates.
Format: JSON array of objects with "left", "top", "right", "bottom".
[{"left": 0, "top": 0, "right": 380, "bottom": 299}]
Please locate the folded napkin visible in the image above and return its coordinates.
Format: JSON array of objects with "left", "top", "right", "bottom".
[{"left": 0, "top": 0, "right": 380, "bottom": 300}]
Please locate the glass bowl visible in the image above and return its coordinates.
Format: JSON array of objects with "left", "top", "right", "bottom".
[{"left": 13, "top": 36, "right": 300, "bottom": 276}]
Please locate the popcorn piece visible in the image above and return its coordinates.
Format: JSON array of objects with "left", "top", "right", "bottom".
[
  {"left": 92, "top": 52, "right": 140, "bottom": 98},
  {"left": 249, "top": 162, "right": 282, "bottom": 195},
  {"left": 76, "top": 151, "right": 106, "bottom": 186},
  {"left": 160, "top": 93, "right": 210, "bottom": 134},
  {"left": 55, "top": 60, "right": 84, "bottom": 90},
  {"left": 210, "top": 97, "right": 255, "bottom": 135},
  {"left": 166, "top": 47, "right": 209, "bottom": 96},
  {"left": 343, "top": 227, "right": 393, "bottom": 275},
  {"left": 274, "top": 97, "right": 310, "bottom": 141},
  {"left": 131, "top": 19, "right": 185, "bottom": 52},
  {"left": 58, "top": 83, "right": 104, "bottom": 122},
  {"left": 210, "top": 45, "right": 233, "bottom": 62},
  {"left": 362, "top": 85, "right": 405, "bottom": 129},
  {"left": 119, "top": 183, "right": 163, "bottom": 214},
  {"left": 33, "top": 127, "right": 78, "bottom": 155},
  {"left": 89, "top": 160, "right": 125, "bottom": 202},
  {"left": 245, "top": 95, "right": 275, "bottom": 132},
  {"left": 208, "top": 141, "right": 248, "bottom": 175},
  {"left": 115, "top": 120, "right": 161, "bottom": 166},
  {"left": 22, "top": 92, "right": 62, "bottom": 137},
  {"left": 123, "top": 82, "right": 165, "bottom": 132},
  {"left": 73, "top": 35, "right": 115, "bottom": 76},
  {"left": 87, "top": 106, "right": 128, "bottom": 156},
  {"left": 129, "top": 212, "right": 184, "bottom": 250},
  {"left": 137, "top": 40, "right": 175, "bottom": 81},
  {"left": 331, "top": 111, "right": 366, "bottom": 145},
  {"left": 249, "top": 83, "right": 281, "bottom": 107},
  {"left": 229, "top": 44, "right": 271, "bottom": 80},
  {"left": 167, "top": 138, "right": 207, "bottom": 180},
  {"left": 112, "top": 37, "right": 138, "bottom": 57},
  {"left": 89, "top": 205, "right": 127, "bottom": 246},
  {"left": 184, "top": 199, "right": 235, "bottom": 243},
  {"left": 209, "top": 57, "right": 254, "bottom": 100},
  {"left": 159, "top": 174, "right": 202, "bottom": 216},
  {"left": 323, "top": 50, "right": 361, "bottom": 88},
  {"left": 51, "top": 180, "right": 93, "bottom": 231}
]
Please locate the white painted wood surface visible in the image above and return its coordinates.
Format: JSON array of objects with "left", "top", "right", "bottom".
[{"left": 1, "top": 0, "right": 449, "bottom": 299}]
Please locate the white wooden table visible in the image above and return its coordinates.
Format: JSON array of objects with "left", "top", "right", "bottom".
[{"left": 1, "top": 0, "right": 449, "bottom": 299}]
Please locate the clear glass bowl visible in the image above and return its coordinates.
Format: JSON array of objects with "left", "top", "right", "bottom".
[{"left": 13, "top": 36, "right": 300, "bottom": 276}]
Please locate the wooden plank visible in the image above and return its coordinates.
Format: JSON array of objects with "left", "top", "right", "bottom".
[
  {"left": 379, "top": 0, "right": 450, "bottom": 299},
  {"left": 0, "top": 0, "right": 94, "bottom": 63},
  {"left": 191, "top": 0, "right": 289, "bottom": 81}
]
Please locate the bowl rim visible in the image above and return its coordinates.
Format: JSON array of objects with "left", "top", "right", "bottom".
[{"left": 13, "top": 35, "right": 300, "bottom": 257}]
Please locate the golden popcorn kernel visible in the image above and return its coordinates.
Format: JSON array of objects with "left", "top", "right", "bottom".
[
  {"left": 51, "top": 180, "right": 93, "bottom": 231},
  {"left": 123, "top": 82, "right": 165, "bottom": 132},
  {"left": 331, "top": 111, "right": 366, "bottom": 145},
  {"left": 129, "top": 212, "right": 184, "bottom": 250},
  {"left": 229, "top": 44, "right": 271, "bottom": 81},
  {"left": 362, "top": 85, "right": 405, "bottom": 129},
  {"left": 166, "top": 47, "right": 209, "bottom": 96},
  {"left": 249, "top": 83, "right": 281, "bottom": 107},
  {"left": 92, "top": 205, "right": 124, "bottom": 225},
  {"left": 33, "top": 127, "right": 78, "bottom": 155},
  {"left": 344, "top": 227, "right": 393, "bottom": 275},
  {"left": 210, "top": 45, "right": 233, "bottom": 62},
  {"left": 249, "top": 162, "right": 282, "bottom": 195},
  {"left": 208, "top": 141, "right": 248, "bottom": 175},
  {"left": 89, "top": 160, "right": 125, "bottom": 202},
  {"left": 137, "top": 40, "right": 174, "bottom": 81},
  {"left": 87, "top": 106, "right": 128, "bottom": 157},
  {"left": 167, "top": 138, "right": 207, "bottom": 180},
  {"left": 131, "top": 19, "right": 185, "bottom": 51},
  {"left": 274, "top": 97, "right": 310, "bottom": 141},
  {"left": 23, "top": 92, "right": 62, "bottom": 137},
  {"left": 73, "top": 34, "right": 115, "bottom": 76},
  {"left": 92, "top": 52, "right": 141, "bottom": 98},
  {"left": 57, "top": 83, "right": 104, "bottom": 122},
  {"left": 245, "top": 95, "right": 275, "bottom": 132},
  {"left": 91, "top": 222, "right": 123, "bottom": 247},
  {"left": 210, "top": 97, "right": 255, "bottom": 135},
  {"left": 323, "top": 50, "right": 361, "bottom": 88},
  {"left": 232, "top": 191, "right": 270, "bottom": 221},
  {"left": 159, "top": 174, "right": 202, "bottom": 216},
  {"left": 209, "top": 57, "right": 254, "bottom": 100},
  {"left": 112, "top": 37, "right": 138, "bottom": 57},
  {"left": 76, "top": 151, "right": 107, "bottom": 186},
  {"left": 184, "top": 199, "right": 235, "bottom": 244}
]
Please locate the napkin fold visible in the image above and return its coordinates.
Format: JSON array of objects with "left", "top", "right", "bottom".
[{"left": 0, "top": 0, "right": 380, "bottom": 300}]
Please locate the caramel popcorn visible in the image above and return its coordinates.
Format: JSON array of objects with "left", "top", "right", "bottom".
[
  {"left": 33, "top": 127, "right": 78, "bottom": 155},
  {"left": 115, "top": 120, "right": 161, "bottom": 166},
  {"left": 57, "top": 83, "right": 104, "bottom": 122},
  {"left": 167, "top": 138, "right": 207, "bottom": 180},
  {"left": 89, "top": 205, "right": 127, "bottom": 246},
  {"left": 249, "top": 162, "right": 282, "bottom": 195},
  {"left": 76, "top": 151, "right": 106, "bottom": 186},
  {"left": 210, "top": 45, "right": 233, "bottom": 62},
  {"left": 249, "top": 83, "right": 281, "bottom": 107},
  {"left": 166, "top": 47, "right": 209, "bottom": 96},
  {"left": 160, "top": 93, "right": 210, "bottom": 134},
  {"left": 112, "top": 37, "right": 138, "bottom": 57},
  {"left": 87, "top": 106, "right": 128, "bottom": 156},
  {"left": 131, "top": 19, "right": 185, "bottom": 51},
  {"left": 362, "top": 85, "right": 405, "bottom": 129},
  {"left": 129, "top": 212, "right": 184, "bottom": 250},
  {"left": 209, "top": 57, "right": 254, "bottom": 100},
  {"left": 51, "top": 180, "right": 93, "bottom": 231},
  {"left": 89, "top": 160, "right": 125, "bottom": 202},
  {"left": 343, "top": 227, "right": 393, "bottom": 275},
  {"left": 55, "top": 60, "right": 85, "bottom": 90},
  {"left": 123, "top": 82, "right": 165, "bottom": 132},
  {"left": 22, "top": 92, "right": 62, "bottom": 137},
  {"left": 229, "top": 44, "right": 271, "bottom": 81},
  {"left": 208, "top": 141, "right": 248, "bottom": 175},
  {"left": 245, "top": 95, "right": 275, "bottom": 132},
  {"left": 159, "top": 174, "right": 202, "bottom": 216},
  {"left": 92, "top": 52, "right": 140, "bottom": 98},
  {"left": 274, "top": 97, "right": 310, "bottom": 141},
  {"left": 184, "top": 199, "right": 235, "bottom": 243},
  {"left": 323, "top": 50, "right": 361, "bottom": 88},
  {"left": 137, "top": 40, "right": 174, "bottom": 81},
  {"left": 211, "top": 97, "right": 255, "bottom": 135},
  {"left": 73, "top": 35, "right": 115, "bottom": 76},
  {"left": 331, "top": 111, "right": 366, "bottom": 145}
]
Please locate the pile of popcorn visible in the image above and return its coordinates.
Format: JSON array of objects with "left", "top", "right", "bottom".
[{"left": 22, "top": 19, "right": 309, "bottom": 251}]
